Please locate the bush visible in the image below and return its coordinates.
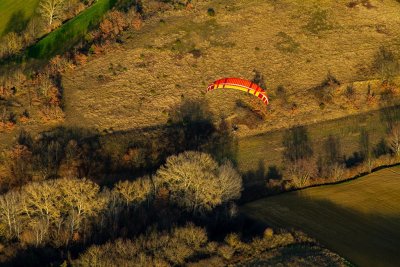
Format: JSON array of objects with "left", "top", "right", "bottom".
[
  {"left": 264, "top": 228, "right": 274, "bottom": 239},
  {"left": 206, "top": 241, "right": 218, "bottom": 253},
  {"left": 207, "top": 8, "right": 216, "bottom": 16},
  {"left": 252, "top": 69, "right": 267, "bottom": 90},
  {"left": 218, "top": 245, "right": 234, "bottom": 260},
  {"left": 305, "top": 8, "right": 333, "bottom": 34},
  {"left": 373, "top": 46, "right": 399, "bottom": 83},
  {"left": 100, "top": 10, "right": 129, "bottom": 41},
  {"left": 313, "top": 72, "right": 340, "bottom": 103},
  {"left": 276, "top": 85, "right": 286, "bottom": 99},
  {"left": 345, "top": 84, "right": 356, "bottom": 100},
  {"left": 225, "top": 233, "right": 242, "bottom": 250},
  {"left": 275, "top": 32, "right": 300, "bottom": 53},
  {"left": 75, "top": 224, "right": 208, "bottom": 266}
]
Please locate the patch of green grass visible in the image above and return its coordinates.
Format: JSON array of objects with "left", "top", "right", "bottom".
[
  {"left": 304, "top": 8, "right": 333, "bottom": 34},
  {"left": 242, "top": 166, "right": 400, "bottom": 267},
  {"left": 27, "top": 0, "right": 117, "bottom": 59},
  {"left": 0, "top": 0, "right": 39, "bottom": 37},
  {"left": 275, "top": 32, "right": 300, "bottom": 53}
]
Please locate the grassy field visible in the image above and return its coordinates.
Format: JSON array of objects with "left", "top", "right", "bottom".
[
  {"left": 0, "top": 0, "right": 39, "bottom": 37},
  {"left": 242, "top": 165, "right": 400, "bottom": 267},
  {"left": 237, "top": 105, "right": 399, "bottom": 172},
  {"left": 27, "top": 0, "right": 117, "bottom": 59},
  {"left": 62, "top": 0, "right": 400, "bottom": 135}
]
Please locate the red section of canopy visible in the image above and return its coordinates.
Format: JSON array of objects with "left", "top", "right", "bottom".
[{"left": 207, "top": 77, "right": 269, "bottom": 105}]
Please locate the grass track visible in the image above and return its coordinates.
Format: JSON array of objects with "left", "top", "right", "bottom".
[
  {"left": 27, "top": 0, "right": 117, "bottom": 59},
  {"left": 0, "top": 0, "right": 39, "bottom": 37},
  {"left": 242, "top": 166, "right": 400, "bottom": 267}
]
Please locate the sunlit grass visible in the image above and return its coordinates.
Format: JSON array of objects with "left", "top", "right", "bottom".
[{"left": 0, "top": 0, "right": 39, "bottom": 37}]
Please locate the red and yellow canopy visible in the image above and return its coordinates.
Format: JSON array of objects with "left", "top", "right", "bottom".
[{"left": 207, "top": 78, "right": 269, "bottom": 105}]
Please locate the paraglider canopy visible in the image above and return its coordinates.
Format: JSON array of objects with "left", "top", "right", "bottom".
[{"left": 207, "top": 78, "right": 269, "bottom": 105}]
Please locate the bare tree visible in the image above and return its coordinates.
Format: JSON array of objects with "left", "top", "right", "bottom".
[
  {"left": 387, "top": 123, "right": 400, "bottom": 158},
  {"left": 0, "top": 32, "right": 22, "bottom": 57},
  {"left": 76, "top": 224, "right": 208, "bottom": 266},
  {"left": 154, "top": 151, "right": 242, "bottom": 214},
  {"left": 39, "top": 0, "right": 65, "bottom": 27},
  {"left": 0, "top": 191, "right": 24, "bottom": 239},
  {"left": 329, "top": 163, "right": 345, "bottom": 182},
  {"left": 286, "top": 158, "right": 318, "bottom": 188},
  {"left": 113, "top": 177, "right": 152, "bottom": 208},
  {"left": 360, "top": 129, "right": 373, "bottom": 172},
  {"left": 0, "top": 178, "right": 107, "bottom": 247},
  {"left": 218, "top": 162, "right": 242, "bottom": 203},
  {"left": 58, "top": 178, "right": 106, "bottom": 245}
]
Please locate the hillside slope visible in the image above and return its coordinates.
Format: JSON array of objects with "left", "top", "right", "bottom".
[{"left": 62, "top": 0, "right": 400, "bottom": 135}]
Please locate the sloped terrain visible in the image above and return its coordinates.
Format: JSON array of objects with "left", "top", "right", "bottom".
[{"left": 63, "top": 0, "right": 400, "bottom": 135}]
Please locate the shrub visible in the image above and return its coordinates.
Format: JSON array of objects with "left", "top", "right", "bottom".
[
  {"left": 313, "top": 72, "right": 340, "bottom": 103},
  {"left": 218, "top": 245, "right": 234, "bottom": 260},
  {"left": 305, "top": 8, "right": 333, "bottom": 34},
  {"left": 225, "top": 233, "right": 242, "bottom": 250},
  {"left": 252, "top": 69, "right": 267, "bottom": 90},
  {"left": 373, "top": 46, "right": 399, "bottom": 83},
  {"left": 207, "top": 8, "right": 216, "bottom": 16},
  {"left": 0, "top": 32, "right": 23, "bottom": 58},
  {"left": 276, "top": 85, "right": 286, "bottom": 99},
  {"left": 286, "top": 158, "right": 318, "bottom": 188},
  {"left": 264, "top": 228, "right": 274, "bottom": 239},
  {"left": 206, "top": 241, "right": 218, "bottom": 253},
  {"left": 100, "top": 10, "right": 129, "bottom": 40},
  {"left": 345, "top": 84, "right": 356, "bottom": 100},
  {"left": 275, "top": 32, "right": 300, "bottom": 53}
]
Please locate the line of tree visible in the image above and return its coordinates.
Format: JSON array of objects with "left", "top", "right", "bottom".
[
  {"left": 74, "top": 224, "right": 317, "bottom": 267},
  {"left": 279, "top": 120, "right": 400, "bottom": 189},
  {"left": 0, "top": 98, "right": 237, "bottom": 193},
  {"left": 0, "top": 150, "right": 242, "bottom": 265}
]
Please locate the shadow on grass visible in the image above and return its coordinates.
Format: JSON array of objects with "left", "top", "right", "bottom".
[
  {"left": 3, "top": 10, "right": 29, "bottom": 35},
  {"left": 8, "top": 98, "right": 238, "bottom": 190},
  {"left": 243, "top": 194, "right": 400, "bottom": 267}
]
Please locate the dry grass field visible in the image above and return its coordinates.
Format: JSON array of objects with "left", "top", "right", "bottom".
[
  {"left": 242, "top": 165, "right": 400, "bottom": 267},
  {"left": 62, "top": 0, "right": 400, "bottom": 136}
]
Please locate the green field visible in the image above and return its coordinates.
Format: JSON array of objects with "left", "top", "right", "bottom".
[
  {"left": 0, "top": 0, "right": 39, "bottom": 37},
  {"left": 242, "top": 166, "right": 400, "bottom": 267},
  {"left": 27, "top": 0, "right": 117, "bottom": 59}
]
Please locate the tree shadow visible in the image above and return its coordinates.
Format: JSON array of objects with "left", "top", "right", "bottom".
[
  {"left": 379, "top": 104, "right": 400, "bottom": 131},
  {"left": 244, "top": 194, "right": 400, "bottom": 267},
  {"left": 282, "top": 125, "right": 313, "bottom": 162},
  {"left": 6, "top": 99, "right": 238, "bottom": 189},
  {"left": 3, "top": 10, "right": 30, "bottom": 35}
]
